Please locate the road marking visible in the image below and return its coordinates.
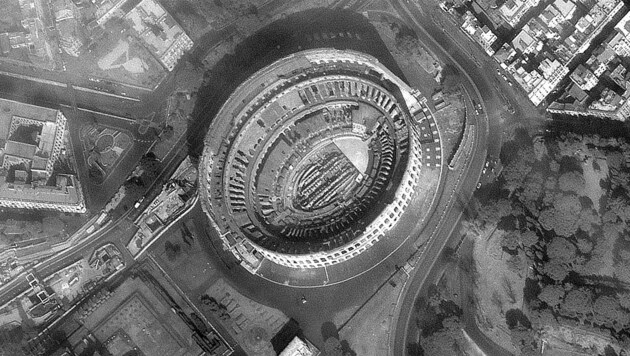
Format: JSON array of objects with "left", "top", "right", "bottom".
[
  {"left": 72, "top": 85, "right": 141, "bottom": 102},
  {"left": 0, "top": 70, "right": 66, "bottom": 87},
  {"left": 60, "top": 104, "right": 136, "bottom": 122}
]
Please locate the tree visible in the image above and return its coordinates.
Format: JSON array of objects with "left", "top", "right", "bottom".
[
  {"left": 323, "top": 337, "right": 343, "bottom": 356},
  {"left": 538, "top": 194, "right": 582, "bottom": 237},
  {"left": 164, "top": 241, "right": 181, "bottom": 261},
  {"left": 606, "top": 197, "right": 630, "bottom": 223},
  {"left": 139, "top": 152, "right": 162, "bottom": 185},
  {"left": 538, "top": 284, "right": 565, "bottom": 308},
  {"left": 161, "top": 125, "right": 174, "bottom": 141},
  {"left": 543, "top": 261, "right": 569, "bottom": 281},
  {"left": 476, "top": 199, "right": 512, "bottom": 227},
  {"left": 502, "top": 148, "right": 534, "bottom": 194},
  {"left": 506, "top": 253, "right": 527, "bottom": 276},
  {"left": 578, "top": 208, "right": 599, "bottom": 234},
  {"left": 593, "top": 295, "right": 629, "bottom": 330},
  {"left": 510, "top": 326, "right": 538, "bottom": 356},
  {"left": 617, "top": 292, "right": 630, "bottom": 310},
  {"left": 505, "top": 309, "right": 531, "bottom": 329},
  {"left": 546, "top": 236, "right": 577, "bottom": 263},
  {"left": 520, "top": 230, "right": 539, "bottom": 248},
  {"left": 419, "top": 316, "right": 463, "bottom": 356},
  {"left": 576, "top": 238, "right": 593, "bottom": 254},
  {"left": 501, "top": 232, "right": 520, "bottom": 253},
  {"left": 190, "top": 313, "right": 209, "bottom": 334},
  {"left": 560, "top": 289, "right": 592, "bottom": 321},
  {"left": 614, "top": 258, "right": 630, "bottom": 284},
  {"left": 558, "top": 171, "right": 586, "bottom": 194},
  {"left": 519, "top": 172, "right": 544, "bottom": 203}
]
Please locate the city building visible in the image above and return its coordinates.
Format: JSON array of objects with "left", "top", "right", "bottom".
[
  {"left": 0, "top": 98, "right": 85, "bottom": 213},
  {"left": 0, "top": 0, "right": 55, "bottom": 67},
  {"left": 279, "top": 336, "right": 319, "bottom": 356},
  {"left": 487, "top": 0, "right": 625, "bottom": 107},
  {"left": 461, "top": 11, "right": 498, "bottom": 55},
  {"left": 59, "top": 272, "right": 229, "bottom": 356},
  {"left": 570, "top": 64, "right": 599, "bottom": 91},
  {"left": 586, "top": 46, "right": 616, "bottom": 77},
  {"left": 512, "top": 26, "right": 541, "bottom": 54},
  {"left": 92, "top": 0, "right": 193, "bottom": 71},
  {"left": 94, "top": 0, "right": 126, "bottom": 25},
  {"left": 200, "top": 49, "right": 440, "bottom": 271},
  {"left": 499, "top": 0, "right": 540, "bottom": 27},
  {"left": 527, "top": 58, "right": 569, "bottom": 106},
  {"left": 493, "top": 43, "right": 517, "bottom": 68},
  {"left": 16, "top": 0, "right": 54, "bottom": 66},
  {"left": 608, "top": 11, "right": 630, "bottom": 58},
  {"left": 123, "top": 0, "right": 193, "bottom": 71},
  {"left": 552, "top": 0, "right": 576, "bottom": 22},
  {"left": 53, "top": 0, "right": 83, "bottom": 57}
]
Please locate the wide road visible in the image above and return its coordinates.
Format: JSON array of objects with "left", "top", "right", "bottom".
[{"left": 389, "top": 0, "right": 513, "bottom": 355}]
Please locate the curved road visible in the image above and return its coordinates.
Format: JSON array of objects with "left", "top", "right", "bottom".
[
  {"left": 390, "top": 0, "right": 513, "bottom": 355},
  {"left": 0, "top": 1, "right": 516, "bottom": 354}
]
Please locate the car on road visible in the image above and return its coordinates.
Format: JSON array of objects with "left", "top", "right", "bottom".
[
  {"left": 476, "top": 182, "right": 482, "bottom": 189},
  {"left": 472, "top": 100, "right": 484, "bottom": 115}
]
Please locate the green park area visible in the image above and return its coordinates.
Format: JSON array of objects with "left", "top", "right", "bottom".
[
  {"left": 410, "top": 124, "right": 630, "bottom": 355},
  {"left": 0, "top": 0, "right": 20, "bottom": 33},
  {"left": 0, "top": 212, "right": 88, "bottom": 249},
  {"left": 81, "top": 124, "right": 132, "bottom": 185}
]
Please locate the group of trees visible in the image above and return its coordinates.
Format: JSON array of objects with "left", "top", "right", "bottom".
[
  {"left": 0, "top": 216, "right": 66, "bottom": 246},
  {"left": 470, "top": 129, "right": 630, "bottom": 353},
  {"left": 164, "top": 241, "right": 182, "bottom": 261},
  {"left": 406, "top": 284, "right": 465, "bottom": 356},
  {"left": 200, "top": 294, "right": 231, "bottom": 321},
  {"left": 123, "top": 152, "right": 163, "bottom": 201}
]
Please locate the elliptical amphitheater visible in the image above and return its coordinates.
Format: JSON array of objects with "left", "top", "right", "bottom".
[{"left": 199, "top": 49, "right": 442, "bottom": 272}]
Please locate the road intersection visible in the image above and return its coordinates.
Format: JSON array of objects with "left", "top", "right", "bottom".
[{"left": 0, "top": 1, "right": 526, "bottom": 354}]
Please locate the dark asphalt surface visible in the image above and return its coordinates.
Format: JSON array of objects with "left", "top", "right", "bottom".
[
  {"left": 0, "top": 0, "right": 536, "bottom": 354},
  {"left": 389, "top": 0, "right": 540, "bottom": 355}
]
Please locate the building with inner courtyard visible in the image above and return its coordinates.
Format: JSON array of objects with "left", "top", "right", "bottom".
[
  {"left": 200, "top": 49, "right": 442, "bottom": 271},
  {"left": 0, "top": 98, "right": 85, "bottom": 213}
]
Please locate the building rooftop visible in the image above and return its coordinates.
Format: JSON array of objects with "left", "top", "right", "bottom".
[
  {"left": 0, "top": 174, "right": 82, "bottom": 206},
  {"left": 0, "top": 99, "right": 63, "bottom": 174},
  {"left": 4, "top": 141, "right": 37, "bottom": 160},
  {"left": 0, "top": 98, "right": 58, "bottom": 128},
  {"left": 279, "top": 336, "right": 318, "bottom": 356},
  {"left": 615, "top": 11, "right": 630, "bottom": 37},
  {"left": 123, "top": 0, "right": 192, "bottom": 71},
  {"left": 553, "top": 0, "right": 576, "bottom": 19},
  {"left": 512, "top": 27, "right": 537, "bottom": 53}
]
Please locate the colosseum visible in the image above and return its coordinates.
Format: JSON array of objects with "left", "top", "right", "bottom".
[{"left": 199, "top": 49, "right": 442, "bottom": 271}]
